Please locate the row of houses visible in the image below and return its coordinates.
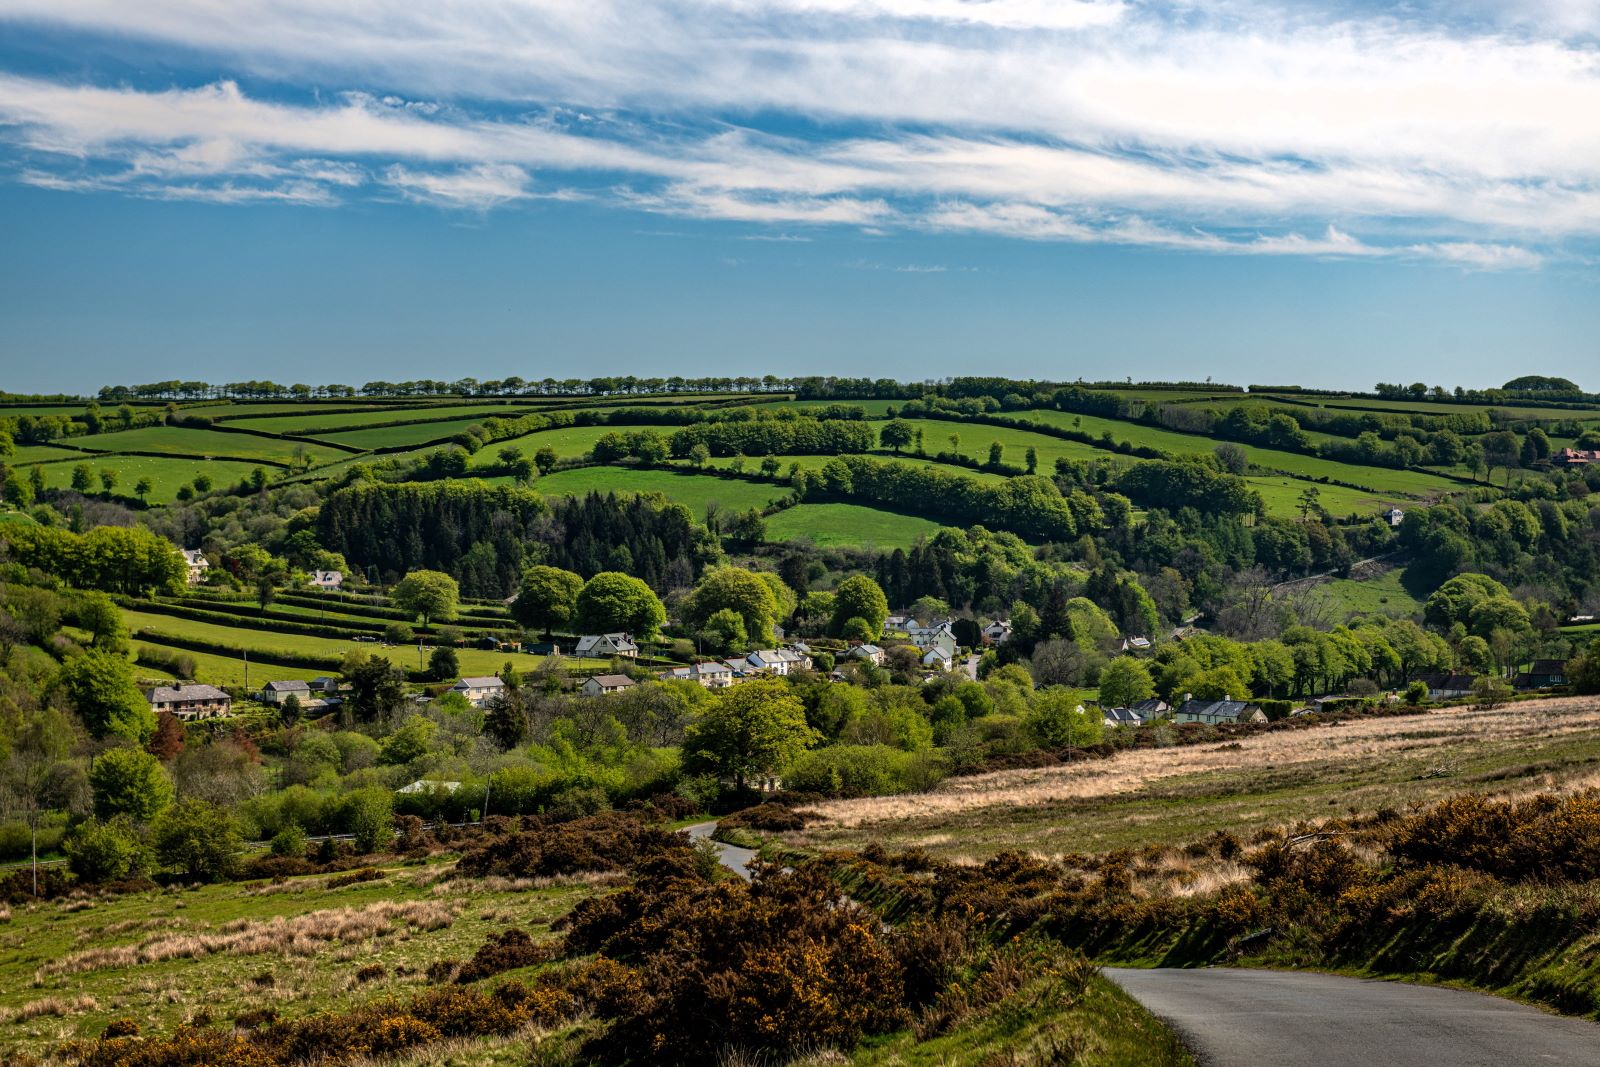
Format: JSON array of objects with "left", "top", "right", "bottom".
[
  {"left": 658, "top": 647, "right": 815, "bottom": 689},
  {"left": 177, "top": 546, "right": 344, "bottom": 591}
]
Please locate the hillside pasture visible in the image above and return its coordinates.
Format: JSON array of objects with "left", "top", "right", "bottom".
[
  {"left": 241, "top": 403, "right": 553, "bottom": 435},
  {"left": 791, "top": 696, "right": 1600, "bottom": 861},
  {"left": 530, "top": 465, "right": 790, "bottom": 514},
  {"left": 1015, "top": 409, "right": 1465, "bottom": 499},
  {"left": 870, "top": 417, "right": 1119, "bottom": 473},
  {"left": 310, "top": 416, "right": 521, "bottom": 451},
  {"left": 1312, "top": 567, "right": 1426, "bottom": 619},
  {"left": 467, "top": 423, "right": 675, "bottom": 466},
  {"left": 23, "top": 455, "right": 267, "bottom": 502},
  {"left": 7, "top": 443, "right": 84, "bottom": 464},
  {"left": 121, "top": 608, "right": 540, "bottom": 677},
  {"left": 1244, "top": 475, "right": 1407, "bottom": 518},
  {"left": 0, "top": 858, "right": 586, "bottom": 1056},
  {"left": 69, "top": 426, "right": 346, "bottom": 465},
  {"left": 764, "top": 502, "right": 948, "bottom": 548}
]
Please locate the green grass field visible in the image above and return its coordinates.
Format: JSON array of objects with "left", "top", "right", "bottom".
[
  {"left": 765, "top": 503, "right": 949, "bottom": 548},
  {"left": 243, "top": 404, "right": 553, "bottom": 435},
  {"left": 704, "top": 451, "right": 1010, "bottom": 483},
  {"left": 870, "top": 418, "right": 1118, "bottom": 472},
  {"left": 0, "top": 405, "right": 97, "bottom": 418},
  {"left": 22, "top": 455, "right": 267, "bottom": 502},
  {"left": 1311, "top": 567, "right": 1425, "bottom": 619},
  {"left": 1313, "top": 396, "right": 1600, "bottom": 421},
  {"left": 1243, "top": 475, "right": 1404, "bottom": 518},
  {"left": 0, "top": 857, "right": 585, "bottom": 1054},
  {"left": 1015, "top": 410, "right": 1464, "bottom": 499},
  {"left": 467, "top": 424, "right": 677, "bottom": 467},
  {"left": 6, "top": 443, "right": 84, "bottom": 463},
  {"left": 69, "top": 426, "right": 346, "bottom": 465},
  {"left": 310, "top": 416, "right": 526, "bottom": 450},
  {"left": 530, "top": 465, "right": 790, "bottom": 514},
  {"left": 747, "top": 398, "right": 904, "bottom": 416},
  {"left": 186, "top": 401, "right": 387, "bottom": 419},
  {"left": 121, "top": 608, "right": 540, "bottom": 678},
  {"left": 130, "top": 640, "right": 325, "bottom": 686}
]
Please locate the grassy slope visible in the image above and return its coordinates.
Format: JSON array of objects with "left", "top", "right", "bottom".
[
  {"left": 1015, "top": 410, "right": 1463, "bottom": 498},
  {"left": 466, "top": 424, "right": 669, "bottom": 466},
  {"left": 69, "top": 426, "right": 346, "bottom": 465},
  {"left": 766, "top": 503, "right": 948, "bottom": 549},
  {"left": 791, "top": 697, "right": 1600, "bottom": 862},
  {"left": 8, "top": 444, "right": 83, "bottom": 463},
  {"left": 23, "top": 455, "right": 267, "bottom": 503},
  {"left": 240, "top": 404, "right": 548, "bottom": 434},
  {"left": 1314, "top": 567, "right": 1426, "bottom": 618},
  {"left": 530, "top": 466, "right": 789, "bottom": 513},
  {"left": 0, "top": 859, "right": 583, "bottom": 1054},
  {"left": 130, "top": 640, "right": 324, "bottom": 686},
  {"left": 120, "top": 608, "right": 540, "bottom": 677}
]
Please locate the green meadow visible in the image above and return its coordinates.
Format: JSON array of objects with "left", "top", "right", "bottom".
[
  {"left": 70, "top": 426, "right": 347, "bottom": 465},
  {"left": 764, "top": 503, "right": 948, "bottom": 548}
]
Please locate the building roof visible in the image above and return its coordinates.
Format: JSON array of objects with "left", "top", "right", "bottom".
[
  {"left": 587, "top": 674, "right": 636, "bottom": 688},
  {"left": 264, "top": 679, "right": 311, "bottom": 692},
  {"left": 180, "top": 548, "right": 208, "bottom": 566},
  {"left": 1176, "top": 698, "right": 1257, "bottom": 721},
  {"left": 923, "top": 645, "right": 953, "bottom": 663},
  {"left": 1104, "top": 706, "right": 1146, "bottom": 725},
  {"left": 1417, "top": 674, "right": 1478, "bottom": 691},
  {"left": 311, "top": 570, "right": 342, "bottom": 583},
  {"left": 575, "top": 632, "right": 638, "bottom": 652},
  {"left": 454, "top": 676, "right": 506, "bottom": 689},
  {"left": 147, "top": 684, "right": 230, "bottom": 704},
  {"left": 1528, "top": 659, "right": 1568, "bottom": 675},
  {"left": 850, "top": 643, "right": 883, "bottom": 657},
  {"left": 397, "top": 779, "right": 461, "bottom": 794},
  {"left": 1131, "top": 698, "right": 1170, "bottom": 714}
]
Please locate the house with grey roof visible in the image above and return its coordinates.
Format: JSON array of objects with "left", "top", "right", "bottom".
[
  {"left": 146, "top": 684, "right": 232, "bottom": 720},
  {"left": 581, "top": 674, "right": 637, "bottom": 697},
  {"left": 1173, "top": 697, "right": 1265, "bottom": 725},
  {"left": 574, "top": 633, "right": 638, "bottom": 659}
]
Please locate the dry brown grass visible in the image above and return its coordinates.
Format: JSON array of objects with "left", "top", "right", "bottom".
[
  {"left": 804, "top": 697, "right": 1600, "bottom": 831},
  {"left": 791, "top": 696, "right": 1600, "bottom": 862},
  {"left": 36, "top": 900, "right": 457, "bottom": 980},
  {"left": 0, "top": 995, "right": 98, "bottom": 1024}
]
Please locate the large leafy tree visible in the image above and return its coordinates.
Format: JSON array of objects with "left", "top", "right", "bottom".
[
  {"left": 830, "top": 575, "right": 889, "bottom": 637},
  {"left": 683, "top": 678, "right": 819, "bottom": 792},
  {"left": 392, "top": 569, "right": 460, "bottom": 630},
  {"left": 151, "top": 798, "right": 242, "bottom": 882},
  {"left": 1023, "top": 688, "right": 1102, "bottom": 749},
  {"left": 59, "top": 649, "right": 155, "bottom": 742},
  {"left": 90, "top": 748, "right": 173, "bottom": 822},
  {"left": 342, "top": 653, "right": 406, "bottom": 722},
  {"left": 1097, "top": 657, "right": 1155, "bottom": 708},
  {"left": 878, "top": 419, "right": 914, "bottom": 454},
  {"left": 684, "top": 566, "right": 792, "bottom": 647},
  {"left": 575, "top": 572, "right": 666, "bottom": 638},
  {"left": 510, "top": 565, "right": 584, "bottom": 637}
]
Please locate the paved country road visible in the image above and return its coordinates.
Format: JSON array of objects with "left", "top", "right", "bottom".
[
  {"left": 1105, "top": 967, "right": 1600, "bottom": 1067},
  {"left": 683, "top": 821, "right": 756, "bottom": 880}
]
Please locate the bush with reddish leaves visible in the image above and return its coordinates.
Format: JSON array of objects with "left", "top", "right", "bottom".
[
  {"left": 718, "top": 802, "right": 809, "bottom": 833},
  {"left": 562, "top": 861, "right": 909, "bottom": 1064},
  {"left": 454, "top": 812, "right": 690, "bottom": 880}
]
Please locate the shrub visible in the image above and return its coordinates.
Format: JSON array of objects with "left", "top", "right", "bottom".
[
  {"left": 342, "top": 787, "right": 394, "bottom": 854},
  {"left": 720, "top": 803, "right": 809, "bottom": 833},
  {"left": 784, "top": 745, "right": 944, "bottom": 797},
  {"left": 151, "top": 798, "right": 242, "bottom": 882},
  {"left": 269, "top": 824, "right": 308, "bottom": 858},
  {"left": 563, "top": 864, "right": 909, "bottom": 1064},
  {"left": 454, "top": 813, "right": 689, "bottom": 880},
  {"left": 64, "top": 817, "right": 146, "bottom": 883}
]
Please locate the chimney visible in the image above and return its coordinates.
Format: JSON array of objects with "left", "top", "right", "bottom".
[
  {"left": 1223, "top": 694, "right": 1231, "bottom": 703},
  {"left": 1183, "top": 692, "right": 1192, "bottom": 703}
]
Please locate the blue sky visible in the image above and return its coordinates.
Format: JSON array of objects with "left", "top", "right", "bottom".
[{"left": 1, "top": 1, "right": 1597, "bottom": 393}]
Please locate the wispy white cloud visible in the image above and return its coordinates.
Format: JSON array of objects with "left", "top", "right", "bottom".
[
  {"left": 383, "top": 162, "right": 532, "bottom": 209},
  {"left": 0, "top": 1, "right": 1593, "bottom": 267}
]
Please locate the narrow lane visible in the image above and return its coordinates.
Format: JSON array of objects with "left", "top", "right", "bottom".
[
  {"left": 1105, "top": 967, "right": 1600, "bottom": 1067},
  {"left": 682, "top": 820, "right": 756, "bottom": 880}
]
